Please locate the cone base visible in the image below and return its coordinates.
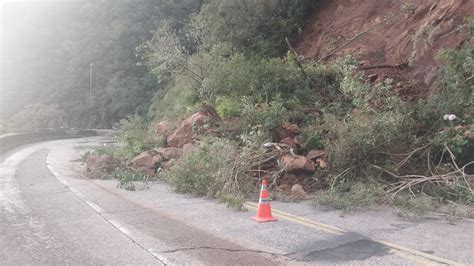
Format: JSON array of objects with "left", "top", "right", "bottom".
[{"left": 251, "top": 216, "right": 278, "bottom": 223}]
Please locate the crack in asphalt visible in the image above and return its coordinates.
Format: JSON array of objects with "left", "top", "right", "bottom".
[
  {"left": 45, "top": 151, "right": 168, "bottom": 265},
  {"left": 161, "top": 246, "right": 295, "bottom": 260}
]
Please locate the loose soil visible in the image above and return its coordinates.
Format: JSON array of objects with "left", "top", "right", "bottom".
[{"left": 296, "top": 0, "right": 474, "bottom": 99}]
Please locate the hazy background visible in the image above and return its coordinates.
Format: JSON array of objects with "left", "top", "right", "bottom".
[{"left": 1, "top": 0, "right": 165, "bottom": 129}]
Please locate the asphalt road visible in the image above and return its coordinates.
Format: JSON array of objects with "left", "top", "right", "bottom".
[{"left": 1, "top": 137, "right": 472, "bottom": 265}]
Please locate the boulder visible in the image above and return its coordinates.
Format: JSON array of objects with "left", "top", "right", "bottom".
[
  {"left": 291, "top": 184, "right": 307, "bottom": 200},
  {"left": 130, "top": 151, "right": 155, "bottom": 169},
  {"left": 316, "top": 158, "right": 329, "bottom": 169},
  {"left": 280, "top": 137, "right": 298, "bottom": 151},
  {"left": 276, "top": 122, "right": 300, "bottom": 140},
  {"left": 152, "top": 154, "right": 163, "bottom": 165},
  {"left": 182, "top": 143, "right": 195, "bottom": 155},
  {"left": 154, "top": 120, "right": 173, "bottom": 137},
  {"left": 155, "top": 147, "right": 183, "bottom": 161},
  {"left": 162, "top": 158, "right": 177, "bottom": 170},
  {"left": 306, "top": 150, "right": 325, "bottom": 162},
  {"left": 281, "top": 122, "right": 300, "bottom": 137},
  {"left": 86, "top": 155, "right": 121, "bottom": 173},
  {"left": 464, "top": 130, "right": 474, "bottom": 140},
  {"left": 167, "top": 112, "right": 207, "bottom": 148},
  {"left": 280, "top": 154, "right": 315, "bottom": 173}
]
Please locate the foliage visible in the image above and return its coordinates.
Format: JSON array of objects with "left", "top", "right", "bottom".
[
  {"left": 392, "top": 194, "right": 437, "bottom": 216},
  {"left": 191, "top": 0, "right": 315, "bottom": 57},
  {"left": 418, "top": 35, "right": 473, "bottom": 128},
  {"left": 216, "top": 97, "right": 242, "bottom": 118},
  {"left": 202, "top": 54, "right": 312, "bottom": 103},
  {"left": 321, "top": 60, "right": 412, "bottom": 173},
  {"left": 8, "top": 104, "right": 66, "bottom": 131},
  {"left": 117, "top": 114, "right": 163, "bottom": 159},
  {"left": 1, "top": 0, "right": 167, "bottom": 128},
  {"left": 147, "top": 76, "right": 199, "bottom": 121},
  {"left": 240, "top": 95, "right": 288, "bottom": 143},
  {"left": 99, "top": 167, "right": 147, "bottom": 191},
  {"left": 314, "top": 182, "right": 386, "bottom": 211},
  {"left": 163, "top": 137, "right": 253, "bottom": 208}
]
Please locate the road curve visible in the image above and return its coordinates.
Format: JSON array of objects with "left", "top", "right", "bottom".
[
  {"left": 0, "top": 139, "right": 279, "bottom": 265},
  {"left": 2, "top": 137, "right": 472, "bottom": 265}
]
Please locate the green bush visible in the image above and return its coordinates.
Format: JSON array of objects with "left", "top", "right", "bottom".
[
  {"left": 300, "top": 124, "right": 323, "bottom": 150},
  {"left": 99, "top": 167, "right": 147, "bottom": 191},
  {"left": 118, "top": 114, "right": 163, "bottom": 159},
  {"left": 239, "top": 95, "right": 288, "bottom": 143},
  {"left": 314, "top": 182, "right": 386, "bottom": 211},
  {"left": 216, "top": 97, "right": 241, "bottom": 118},
  {"left": 191, "top": 0, "right": 315, "bottom": 57},
  {"left": 163, "top": 137, "right": 253, "bottom": 208},
  {"left": 201, "top": 53, "right": 313, "bottom": 103}
]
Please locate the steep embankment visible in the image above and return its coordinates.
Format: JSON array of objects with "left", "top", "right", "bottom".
[{"left": 296, "top": 0, "right": 473, "bottom": 99}]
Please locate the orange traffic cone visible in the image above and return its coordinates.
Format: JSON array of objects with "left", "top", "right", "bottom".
[{"left": 252, "top": 179, "right": 277, "bottom": 223}]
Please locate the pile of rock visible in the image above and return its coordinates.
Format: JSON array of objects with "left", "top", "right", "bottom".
[
  {"left": 86, "top": 155, "right": 121, "bottom": 174},
  {"left": 272, "top": 122, "right": 329, "bottom": 197},
  {"left": 126, "top": 111, "right": 207, "bottom": 177},
  {"left": 88, "top": 110, "right": 330, "bottom": 198}
]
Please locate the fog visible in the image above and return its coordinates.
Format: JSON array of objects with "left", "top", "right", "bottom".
[{"left": 1, "top": 0, "right": 162, "bottom": 131}]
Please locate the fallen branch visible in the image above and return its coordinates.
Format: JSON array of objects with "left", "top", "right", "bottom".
[
  {"left": 358, "top": 62, "right": 409, "bottom": 70},
  {"left": 285, "top": 37, "right": 307, "bottom": 79},
  {"left": 314, "top": 28, "right": 371, "bottom": 64}
]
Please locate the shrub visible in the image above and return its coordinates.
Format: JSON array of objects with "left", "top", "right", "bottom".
[
  {"left": 147, "top": 75, "right": 200, "bottom": 122},
  {"left": 202, "top": 53, "right": 312, "bottom": 103},
  {"left": 239, "top": 95, "right": 288, "bottom": 143},
  {"left": 216, "top": 97, "right": 241, "bottom": 118},
  {"left": 314, "top": 182, "right": 386, "bottom": 211},
  {"left": 191, "top": 0, "right": 315, "bottom": 57},
  {"left": 99, "top": 168, "right": 147, "bottom": 191},
  {"left": 118, "top": 114, "right": 163, "bottom": 159},
  {"left": 163, "top": 137, "right": 253, "bottom": 208},
  {"left": 321, "top": 60, "right": 413, "bottom": 173},
  {"left": 416, "top": 35, "right": 473, "bottom": 129}
]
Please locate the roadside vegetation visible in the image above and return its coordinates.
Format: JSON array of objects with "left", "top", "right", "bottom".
[{"left": 45, "top": 1, "right": 472, "bottom": 216}]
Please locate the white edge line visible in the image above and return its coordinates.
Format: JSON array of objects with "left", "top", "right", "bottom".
[{"left": 85, "top": 200, "right": 104, "bottom": 213}]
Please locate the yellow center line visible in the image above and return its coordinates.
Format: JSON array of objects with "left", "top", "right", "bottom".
[{"left": 244, "top": 202, "right": 463, "bottom": 266}]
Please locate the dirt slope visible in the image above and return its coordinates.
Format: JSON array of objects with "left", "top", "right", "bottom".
[{"left": 296, "top": 0, "right": 473, "bottom": 99}]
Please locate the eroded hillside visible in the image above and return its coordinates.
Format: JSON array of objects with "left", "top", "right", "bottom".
[{"left": 297, "top": 0, "right": 473, "bottom": 99}]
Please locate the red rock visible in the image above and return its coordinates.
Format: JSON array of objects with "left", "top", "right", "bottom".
[
  {"left": 281, "top": 122, "right": 300, "bottom": 137},
  {"left": 154, "top": 120, "right": 173, "bottom": 137},
  {"left": 280, "top": 154, "right": 315, "bottom": 173},
  {"left": 167, "top": 112, "right": 207, "bottom": 148},
  {"left": 86, "top": 155, "right": 121, "bottom": 174},
  {"left": 454, "top": 125, "right": 466, "bottom": 131},
  {"left": 130, "top": 151, "right": 155, "bottom": 169},
  {"left": 291, "top": 184, "right": 307, "bottom": 200},
  {"left": 316, "top": 158, "right": 328, "bottom": 169},
  {"left": 464, "top": 130, "right": 474, "bottom": 140},
  {"left": 368, "top": 73, "right": 378, "bottom": 82},
  {"left": 280, "top": 137, "right": 298, "bottom": 151},
  {"left": 155, "top": 147, "right": 183, "bottom": 161},
  {"left": 152, "top": 154, "right": 163, "bottom": 165},
  {"left": 162, "top": 159, "right": 177, "bottom": 170},
  {"left": 306, "top": 150, "right": 326, "bottom": 161}
]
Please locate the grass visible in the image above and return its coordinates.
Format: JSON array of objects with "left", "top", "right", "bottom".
[
  {"left": 99, "top": 168, "right": 148, "bottom": 191},
  {"left": 313, "top": 182, "right": 386, "bottom": 212}
]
